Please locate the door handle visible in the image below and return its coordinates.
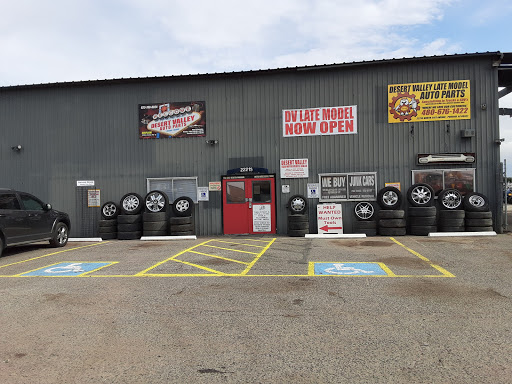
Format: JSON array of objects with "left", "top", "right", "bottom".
[{"left": 248, "top": 197, "right": 253, "bottom": 209}]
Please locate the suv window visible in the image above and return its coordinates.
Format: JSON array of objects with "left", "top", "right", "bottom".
[
  {"left": 0, "top": 194, "right": 21, "bottom": 210},
  {"left": 20, "top": 194, "right": 45, "bottom": 211}
]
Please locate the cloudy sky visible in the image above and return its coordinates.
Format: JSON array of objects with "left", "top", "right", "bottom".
[{"left": 1, "top": 0, "right": 511, "bottom": 168}]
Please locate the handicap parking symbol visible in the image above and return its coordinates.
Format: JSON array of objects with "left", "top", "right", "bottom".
[
  {"left": 20, "top": 262, "right": 114, "bottom": 277},
  {"left": 314, "top": 262, "right": 388, "bottom": 276}
]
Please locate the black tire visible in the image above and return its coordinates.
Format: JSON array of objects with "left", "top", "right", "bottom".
[
  {"left": 408, "top": 206, "right": 437, "bottom": 217},
  {"left": 377, "top": 187, "right": 402, "bottom": 210},
  {"left": 0, "top": 237, "right": 3, "bottom": 258},
  {"left": 465, "top": 218, "right": 493, "bottom": 227},
  {"left": 354, "top": 202, "right": 375, "bottom": 220},
  {"left": 438, "top": 189, "right": 463, "bottom": 210},
  {"left": 438, "top": 210, "right": 465, "bottom": 219},
  {"left": 409, "top": 225, "right": 437, "bottom": 236},
  {"left": 378, "top": 227, "right": 406, "bottom": 236},
  {"left": 120, "top": 193, "right": 143, "bottom": 215},
  {"left": 169, "top": 216, "right": 194, "bottom": 225},
  {"left": 172, "top": 196, "right": 194, "bottom": 217},
  {"left": 170, "top": 224, "right": 194, "bottom": 232},
  {"left": 143, "top": 221, "right": 168, "bottom": 231},
  {"left": 354, "top": 220, "right": 377, "bottom": 230},
  {"left": 466, "top": 226, "right": 494, "bottom": 232},
  {"left": 118, "top": 223, "right": 143, "bottom": 232},
  {"left": 288, "top": 229, "right": 308, "bottom": 237},
  {"left": 439, "top": 218, "right": 465, "bottom": 227},
  {"left": 98, "top": 225, "right": 117, "bottom": 234},
  {"left": 143, "top": 212, "right": 168, "bottom": 222},
  {"left": 378, "top": 218, "right": 406, "bottom": 228},
  {"left": 288, "top": 214, "right": 309, "bottom": 223},
  {"left": 438, "top": 226, "right": 465, "bottom": 232},
  {"left": 98, "top": 219, "right": 117, "bottom": 228},
  {"left": 144, "top": 190, "right": 169, "bottom": 213},
  {"left": 170, "top": 231, "right": 195, "bottom": 236},
  {"left": 117, "top": 214, "right": 143, "bottom": 224},
  {"left": 288, "top": 195, "right": 308, "bottom": 214},
  {"left": 463, "top": 192, "right": 489, "bottom": 212},
  {"left": 407, "top": 183, "right": 435, "bottom": 207},
  {"left": 100, "top": 232, "right": 117, "bottom": 240},
  {"left": 288, "top": 221, "right": 309, "bottom": 230},
  {"left": 49, "top": 222, "right": 69, "bottom": 247},
  {"left": 143, "top": 230, "right": 169, "bottom": 237},
  {"left": 101, "top": 201, "right": 120, "bottom": 220},
  {"left": 465, "top": 211, "right": 492, "bottom": 219},
  {"left": 118, "top": 231, "right": 142, "bottom": 240},
  {"left": 408, "top": 216, "right": 437, "bottom": 226},
  {"left": 378, "top": 210, "right": 405, "bottom": 219}
]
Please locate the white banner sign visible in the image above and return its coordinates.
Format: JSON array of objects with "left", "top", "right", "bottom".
[
  {"left": 283, "top": 105, "right": 357, "bottom": 137},
  {"left": 280, "top": 158, "right": 309, "bottom": 178}
]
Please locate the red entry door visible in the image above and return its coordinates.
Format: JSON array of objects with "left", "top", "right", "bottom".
[{"left": 222, "top": 175, "right": 276, "bottom": 235}]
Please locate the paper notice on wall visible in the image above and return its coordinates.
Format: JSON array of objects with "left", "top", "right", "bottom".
[{"left": 253, "top": 205, "right": 271, "bottom": 232}]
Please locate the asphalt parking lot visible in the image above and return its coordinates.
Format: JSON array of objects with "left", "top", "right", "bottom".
[{"left": 1, "top": 233, "right": 511, "bottom": 383}]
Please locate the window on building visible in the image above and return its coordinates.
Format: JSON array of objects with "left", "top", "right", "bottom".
[
  {"left": 147, "top": 177, "right": 198, "bottom": 203},
  {"left": 412, "top": 169, "right": 475, "bottom": 195}
]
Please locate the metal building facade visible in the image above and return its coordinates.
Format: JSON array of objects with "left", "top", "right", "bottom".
[{"left": 0, "top": 52, "right": 505, "bottom": 236}]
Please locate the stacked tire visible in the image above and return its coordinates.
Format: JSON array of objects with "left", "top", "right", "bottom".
[
  {"left": 287, "top": 195, "right": 308, "bottom": 237},
  {"left": 117, "top": 192, "right": 143, "bottom": 240},
  {"left": 406, "top": 183, "right": 437, "bottom": 236},
  {"left": 463, "top": 192, "right": 494, "bottom": 232},
  {"left": 98, "top": 201, "right": 120, "bottom": 240},
  {"left": 169, "top": 196, "right": 195, "bottom": 236},
  {"left": 353, "top": 202, "right": 377, "bottom": 236},
  {"left": 437, "top": 189, "right": 465, "bottom": 232},
  {"left": 143, "top": 190, "right": 169, "bottom": 236},
  {"left": 377, "top": 187, "right": 405, "bottom": 236}
]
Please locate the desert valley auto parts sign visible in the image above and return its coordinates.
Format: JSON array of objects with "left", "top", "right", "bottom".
[
  {"left": 139, "top": 101, "right": 206, "bottom": 139},
  {"left": 283, "top": 105, "right": 357, "bottom": 137}
]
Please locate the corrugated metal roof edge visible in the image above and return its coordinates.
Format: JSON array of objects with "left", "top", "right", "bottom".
[{"left": 0, "top": 51, "right": 505, "bottom": 90}]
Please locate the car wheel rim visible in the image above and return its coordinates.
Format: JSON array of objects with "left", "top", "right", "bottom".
[
  {"left": 411, "top": 186, "right": 432, "bottom": 205},
  {"left": 102, "top": 203, "right": 117, "bottom": 217},
  {"left": 382, "top": 191, "right": 398, "bottom": 206},
  {"left": 57, "top": 226, "right": 68, "bottom": 245},
  {"left": 291, "top": 197, "right": 305, "bottom": 212},
  {"left": 469, "top": 195, "right": 485, "bottom": 207},
  {"left": 176, "top": 200, "right": 189, "bottom": 212},
  {"left": 146, "top": 193, "right": 165, "bottom": 212},
  {"left": 123, "top": 196, "right": 140, "bottom": 212},
  {"left": 355, "top": 202, "right": 374, "bottom": 220},
  {"left": 441, "top": 191, "right": 462, "bottom": 209}
]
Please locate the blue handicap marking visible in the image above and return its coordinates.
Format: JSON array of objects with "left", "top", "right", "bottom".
[
  {"left": 314, "top": 262, "right": 388, "bottom": 276},
  {"left": 20, "top": 262, "right": 113, "bottom": 277}
]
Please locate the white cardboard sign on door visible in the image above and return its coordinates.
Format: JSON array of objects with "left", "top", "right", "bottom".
[
  {"left": 253, "top": 205, "right": 271, "bottom": 232},
  {"left": 317, "top": 203, "right": 343, "bottom": 234}
]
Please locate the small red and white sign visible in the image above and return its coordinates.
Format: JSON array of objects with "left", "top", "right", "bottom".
[
  {"left": 317, "top": 203, "right": 343, "bottom": 234},
  {"left": 280, "top": 158, "right": 309, "bottom": 178}
]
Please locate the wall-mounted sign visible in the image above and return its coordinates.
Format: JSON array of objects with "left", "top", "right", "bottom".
[
  {"left": 253, "top": 205, "right": 271, "bottom": 232},
  {"left": 385, "top": 182, "right": 401, "bottom": 191},
  {"left": 197, "top": 187, "right": 209, "bottom": 201},
  {"left": 282, "top": 185, "right": 290, "bottom": 193},
  {"left": 87, "top": 189, "right": 100, "bottom": 207},
  {"left": 77, "top": 180, "right": 95, "bottom": 187},
  {"left": 417, "top": 153, "right": 475, "bottom": 165},
  {"left": 283, "top": 105, "right": 357, "bottom": 137},
  {"left": 317, "top": 203, "right": 343, "bottom": 234},
  {"left": 209, "top": 182, "right": 221, "bottom": 191},
  {"left": 226, "top": 167, "right": 269, "bottom": 175},
  {"left": 139, "top": 101, "right": 206, "bottom": 138},
  {"left": 280, "top": 158, "right": 309, "bottom": 178},
  {"left": 319, "top": 172, "right": 377, "bottom": 202},
  {"left": 388, "top": 80, "right": 470, "bottom": 123},
  {"left": 308, "top": 183, "right": 320, "bottom": 198}
]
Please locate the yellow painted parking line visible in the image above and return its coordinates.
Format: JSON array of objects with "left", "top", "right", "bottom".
[
  {"left": 240, "top": 238, "right": 276, "bottom": 275},
  {"left": 170, "top": 258, "right": 227, "bottom": 275},
  {"left": 210, "top": 240, "right": 266, "bottom": 248},
  {"left": 203, "top": 244, "right": 259, "bottom": 255},
  {"left": 0, "top": 242, "right": 109, "bottom": 271},
  {"left": 390, "top": 237, "right": 455, "bottom": 277},
  {"left": 189, "top": 250, "right": 250, "bottom": 265}
]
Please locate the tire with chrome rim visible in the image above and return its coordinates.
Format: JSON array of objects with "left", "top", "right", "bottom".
[
  {"left": 172, "top": 196, "right": 194, "bottom": 217},
  {"left": 407, "top": 183, "right": 434, "bottom": 207},
  {"left": 144, "top": 190, "right": 169, "bottom": 213},
  {"left": 462, "top": 192, "right": 489, "bottom": 212},
  {"left": 287, "top": 195, "right": 307, "bottom": 215},
  {"left": 49, "top": 222, "right": 69, "bottom": 247},
  {"left": 377, "top": 187, "right": 402, "bottom": 210},
  {"left": 101, "top": 201, "right": 120, "bottom": 219},
  {"left": 354, "top": 202, "right": 375, "bottom": 220},
  {"left": 120, "top": 193, "right": 143, "bottom": 215},
  {"left": 438, "top": 189, "right": 463, "bottom": 210}
]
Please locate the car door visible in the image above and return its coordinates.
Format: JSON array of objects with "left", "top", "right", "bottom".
[
  {"left": 0, "top": 192, "right": 29, "bottom": 245},
  {"left": 19, "top": 193, "right": 55, "bottom": 240}
]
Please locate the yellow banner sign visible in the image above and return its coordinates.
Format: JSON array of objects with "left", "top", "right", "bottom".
[{"left": 388, "top": 80, "right": 470, "bottom": 123}]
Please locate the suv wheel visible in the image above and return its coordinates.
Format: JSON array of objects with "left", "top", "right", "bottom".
[
  {"left": 50, "top": 222, "right": 69, "bottom": 247},
  {"left": 145, "top": 190, "right": 168, "bottom": 213},
  {"left": 120, "top": 193, "right": 143, "bottom": 215},
  {"left": 101, "top": 201, "right": 120, "bottom": 219}
]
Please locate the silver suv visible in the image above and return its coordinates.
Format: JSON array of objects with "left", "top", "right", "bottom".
[{"left": 0, "top": 189, "right": 70, "bottom": 257}]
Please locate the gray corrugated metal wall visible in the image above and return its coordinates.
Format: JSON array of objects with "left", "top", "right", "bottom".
[{"left": 0, "top": 54, "right": 502, "bottom": 236}]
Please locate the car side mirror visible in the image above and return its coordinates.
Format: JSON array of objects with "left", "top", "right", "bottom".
[{"left": 44, "top": 203, "right": 52, "bottom": 211}]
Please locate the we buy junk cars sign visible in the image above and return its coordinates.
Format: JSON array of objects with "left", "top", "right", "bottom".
[{"left": 283, "top": 105, "right": 357, "bottom": 137}]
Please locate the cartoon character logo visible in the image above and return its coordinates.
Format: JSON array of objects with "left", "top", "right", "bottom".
[{"left": 389, "top": 92, "right": 420, "bottom": 121}]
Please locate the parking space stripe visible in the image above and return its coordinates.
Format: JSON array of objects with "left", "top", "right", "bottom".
[
  {"left": 210, "top": 240, "right": 266, "bottom": 248},
  {"left": 390, "top": 237, "right": 455, "bottom": 277},
  {"left": 202, "top": 244, "right": 259, "bottom": 254},
  {"left": 240, "top": 238, "right": 276, "bottom": 275},
  {"left": 166, "top": 258, "right": 226, "bottom": 275},
  {"left": 188, "top": 250, "right": 250, "bottom": 265}
]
